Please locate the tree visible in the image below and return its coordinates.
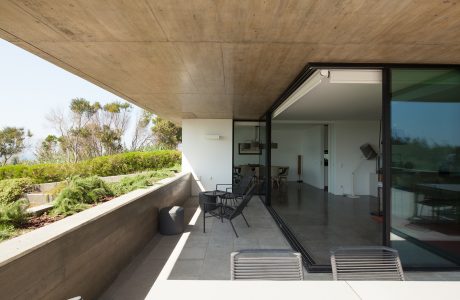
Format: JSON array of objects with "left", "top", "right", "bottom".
[
  {"left": 45, "top": 98, "right": 132, "bottom": 162},
  {"left": 0, "top": 127, "right": 31, "bottom": 166},
  {"left": 35, "top": 135, "right": 62, "bottom": 163},
  {"left": 130, "top": 110, "right": 154, "bottom": 151},
  {"left": 151, "top": 117, "right": 182, "bottom": 149}
]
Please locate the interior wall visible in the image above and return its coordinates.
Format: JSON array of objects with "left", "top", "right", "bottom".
[
  {"left": 182, "top": 119, "right": 232, "bottom": 195},
  {"left": 303, "top": 125, "right": 325, "bottom": 189},
  {"left": 233, "top": 125, "right": 260, "bottom": 166},
  {"left": 271, "top": 123, "right": 324, "bottom": 187},
  {"left": 329, "top": 121, "right": 380, "bottom": 196}
]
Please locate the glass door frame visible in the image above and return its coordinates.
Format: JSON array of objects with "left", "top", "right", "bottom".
[
  {"left": 260, "top": 63, "right": 460, "bottom": 272},
  {"left": 232, "top": 119, "right": 266, "bottom": 198}
]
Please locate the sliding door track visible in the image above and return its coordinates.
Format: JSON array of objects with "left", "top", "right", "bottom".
[{"left": 266, "top": 205, "right": 332, "bottom": 273}]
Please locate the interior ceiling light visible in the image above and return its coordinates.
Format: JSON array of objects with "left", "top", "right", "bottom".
[
  {"left": 273, "top": 70, "right": 323, "bottom": 118},
  {"left": 272, "top": 69, "right": 382, "bottom": 118},
  {"left": 327, "top": 69, "right": 382, "bottom": 84}
]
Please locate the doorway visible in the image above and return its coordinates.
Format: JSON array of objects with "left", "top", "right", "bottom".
[{"left": 269, "top": 68, "right": 384, "bottom": 267}]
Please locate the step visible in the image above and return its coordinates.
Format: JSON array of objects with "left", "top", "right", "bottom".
[
  {"left": 26, "top": 203, "right": 54, "bottom": 216},
  {"left": 26, "top": 193, "right": 53, "bottom": 206}
]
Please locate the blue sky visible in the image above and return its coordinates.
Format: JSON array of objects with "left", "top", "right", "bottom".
[
  {"left": 392, "top": 101, "right": 460, "bottom": 147},
  {"left": 0, "top": 39, "right": 141, "bottom": 159}
]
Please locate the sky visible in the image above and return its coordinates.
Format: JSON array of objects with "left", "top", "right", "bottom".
[
  {"left": 0, "top": 38, "right": 141, "bottom": 159},
  {"left": 392, "top": 101, "right": 460, "bottom": 147}
]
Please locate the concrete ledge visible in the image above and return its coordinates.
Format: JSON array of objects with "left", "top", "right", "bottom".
[
  {"left": 0, "top": 172, "right": 191, "bottom": 300},
  {"left": 148, "top": 280, "right": 460, "bottom": 300}
]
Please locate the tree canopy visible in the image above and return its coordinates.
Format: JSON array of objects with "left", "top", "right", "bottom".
[
  {"left": 151, "top": 117, "right": 182, "bottom": 150},
  {"left": 2, "top": 98, "right": 183, "bottom": 164},
  {"left": 0, "top": 127, "right": 31, "bottom": 166}
]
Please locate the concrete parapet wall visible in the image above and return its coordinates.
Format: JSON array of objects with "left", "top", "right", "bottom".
[{"left": 0, "top": 172, "right": 191, "bottom": 300}]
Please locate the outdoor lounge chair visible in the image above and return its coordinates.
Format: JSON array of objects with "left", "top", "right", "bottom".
[
  {"left": 198, "top": 191, "right": 222, "bottom": 233},
  {"left": 330, "top": 246, "right": 405, "bottom": 281},
  {"left": 231, "top": 249, "right": 304, "bottom": 280},
  {"left": 216, "top": 172, "right": 254, "bottom": 206},
  {"left": 220, "top": 183, "right": 256, "bottom": 237}
]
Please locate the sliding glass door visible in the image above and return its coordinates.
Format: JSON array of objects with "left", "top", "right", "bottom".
[
  {"left": 259, "top": 64, "right": 460, "bottom": 271},
  {"left": 390, "top": 68, "right": 460, "bottom": 267},
  {"left": 268, "top": 68, "right": 384, "bottom": 267}
]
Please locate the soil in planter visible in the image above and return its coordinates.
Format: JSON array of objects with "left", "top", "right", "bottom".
[{"left": 20, "top": 214, "right": 64, "bottom": 230}]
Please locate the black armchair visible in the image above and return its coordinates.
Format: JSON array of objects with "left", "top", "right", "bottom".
[
  {"left": 216, "top": 173, "right": 254, "bottom": 206},
  {"left": 220, "top": 183, "right": 256, "bottom": 238},
  {"left": 198, "top": 192, "right": 222, "bottom": 233}
]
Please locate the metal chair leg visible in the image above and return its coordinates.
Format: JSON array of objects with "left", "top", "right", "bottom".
[
  {"left": 230, "top": 220, "right": 239, "bottom": 238},
  {"left": 203, "top": 209, "right": 206, "bottom": 233},
  {"left": 241, "top": 212, "right": 250, "bottom": 227}
]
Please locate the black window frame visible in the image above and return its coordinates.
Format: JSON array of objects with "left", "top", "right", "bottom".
[{"left": 259, "top": 63, "right": 460, "bottom": 272}]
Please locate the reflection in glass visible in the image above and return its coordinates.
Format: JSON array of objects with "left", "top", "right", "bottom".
[
  {"left": 233, "top": 121, "right": 264, "bottom": 196},
  {"left": 390, "top": 69, "right": 460, "bottom": 267},
  {"left": 259, "top": 119, "right": 267, "bottom": 202}
]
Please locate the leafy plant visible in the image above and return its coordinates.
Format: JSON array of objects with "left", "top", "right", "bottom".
[
  {"left": 0, "top": 223, "right": 16, "bottom": 241},
  {"left": 110, "top": 173, "right": 154, "bottom": 197},
  {"left": 0, "top": 127, "right": 32, "bottom": 166},
  {"left": 151, "top": 117, "right": 182, "bottom": 150},
  {"left": 0, "top": 178, "right": 34, "bottom": 204},
  {"left": 0, "top": 150, "right": 181, "bottom": 183},
  {"left": 51, "top": 176, "right": 113, "bottom": 216},
  {"left": 110, "top": 167, "right": 178, "bottom": 196},
  {"left": 0, "top": 199, "right": 28, "bottom": 227}
]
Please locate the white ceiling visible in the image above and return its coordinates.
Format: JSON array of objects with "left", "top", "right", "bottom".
[{"left": 275, "top": 75, "right": 382, "bottom": 121}]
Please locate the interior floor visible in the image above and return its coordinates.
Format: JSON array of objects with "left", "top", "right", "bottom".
[{"left": 271, "top": 181, "right": 382, "bottom": 265}]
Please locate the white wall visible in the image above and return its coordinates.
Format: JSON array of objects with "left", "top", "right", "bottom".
[
  {"left": 329, "top": 121, "right": 380, "bottom": 196},
  {"left": 303, "top": 125, "right": 324, "bottom": 189},
  {"left": 271, "top": 123, "right": 324, "bottom": 188},
  {"left": 182, "top": 119, "right": 232, "bottom": 195}
]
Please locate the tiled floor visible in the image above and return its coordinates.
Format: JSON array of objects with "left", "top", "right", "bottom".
[
  {"left": 169, "top": 196, "right": 290, "bottom": 280},
  {"left": 100, "top": 196, "right": 292, "bottom": 299},
  {"left": 100, "top": 196, "right": 460, "bottom": 300}
]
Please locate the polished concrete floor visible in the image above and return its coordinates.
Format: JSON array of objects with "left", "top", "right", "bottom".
[{"left": 271, "top": 182, "right": 383, "bottom": 265}]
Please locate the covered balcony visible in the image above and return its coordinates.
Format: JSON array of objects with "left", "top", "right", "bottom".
[{"left": 1, "top": 1, "right": 460, "bottom": 299}]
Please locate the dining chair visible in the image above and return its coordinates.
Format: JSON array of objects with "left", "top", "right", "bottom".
[
  {"left": 330, "top": 246, "right": 405, "bottom": 281},
  {"left": 271, "top": 166, "right": 281, "bottom": 189},
  {"left": 278, "top": 167, "right": 289, "bottom": 185},
  {"left": 231, "top": 249, "right": 304, "bottom": 280}
]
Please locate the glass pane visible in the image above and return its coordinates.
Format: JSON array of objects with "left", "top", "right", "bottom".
[
  {"left": 269, "top": 68, "right": 383, "bottom": 266},
  {"left": 258, "top": 118, "right": 267, "bottom": 202},
  {"left": 390, "top": 68, "right": 460, "bottom": 267},
  {"left": 233, "top": 121, "right": 262, "bottom": 194}
]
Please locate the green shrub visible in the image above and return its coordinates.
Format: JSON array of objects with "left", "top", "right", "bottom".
[
  {"left": 0, "top": 199, "right": 28, "bottom": 227},
  {"left": 47, "top": 181, "right": 68, "bottom": 197},
  {"left": 0, "top": 150, "right": 181, "bottom": 183},
  {"left": 0, "top": 223, "right": 16, "bottom": 241},
  {"left": 0, "top": 178, "right": 34, "bottom": 204},
  {"left": 109, "top": 167, "right": 178, "bottom": 196},
  {"left": 110, "top": 173, "right": 154, "bottom": 197},
  {"left": 51, "top": 176, "right": 113, "bottom": 216}
]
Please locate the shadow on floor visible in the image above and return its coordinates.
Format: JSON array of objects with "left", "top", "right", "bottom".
[{"left": 100, "top": 196, "right": 291, "bottom": 299}]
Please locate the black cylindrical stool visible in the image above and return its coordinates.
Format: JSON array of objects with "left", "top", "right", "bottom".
[{"left": 159, "top": 206, "right": 185, "bottom": 235}]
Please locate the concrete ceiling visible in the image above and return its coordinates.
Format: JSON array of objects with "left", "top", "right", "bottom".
[
  {"left": 275, "top": 78, "right": 382, "bottom": 121},
  {"left": 1, "top": 1, "right": 460, "bottom": 123}
]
